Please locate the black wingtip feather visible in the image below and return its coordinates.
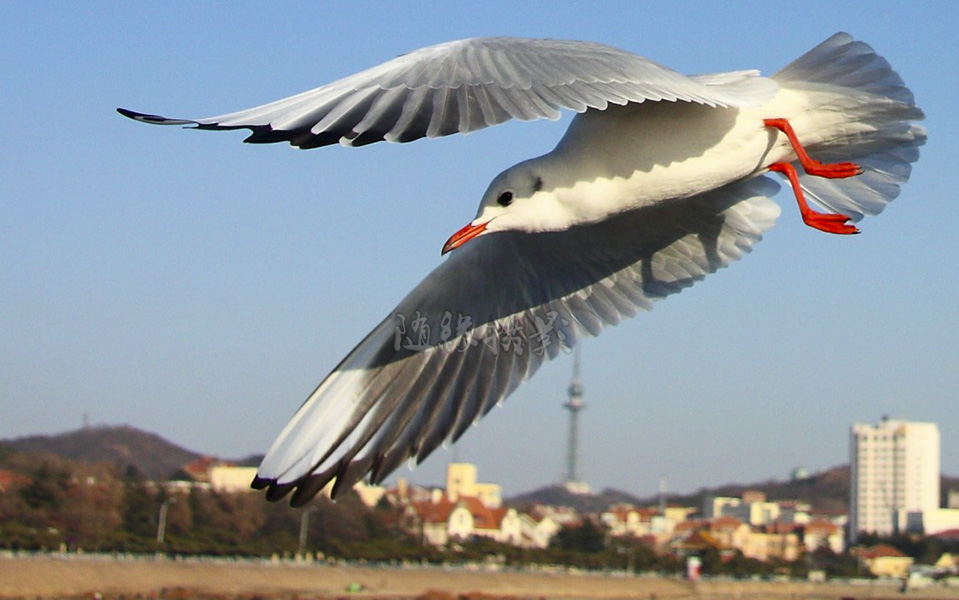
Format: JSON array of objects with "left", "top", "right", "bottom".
[
  {"left": 117, "top": 107, "right": 200, "bottom": 126},
  {"left": 290, "top": 475, "right": 331, "bottom": 507},
  {"left": 264, "top": 480, "right": 297, "bottom": 502},
  {"left": 116, "top": 107, "right": 142, "bottom": 120}
]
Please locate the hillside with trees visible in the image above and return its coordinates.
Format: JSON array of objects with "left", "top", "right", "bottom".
[
  {"left": 2, "top": 424, "right": 958, "bottom": 578},
  {"left": 0, "top": 443, "right": 419, "bottom": 558},
  {"left": 5, "top": 426, "right": 202, "bottom": 481}
]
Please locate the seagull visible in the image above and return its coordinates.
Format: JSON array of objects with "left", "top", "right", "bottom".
[{"left": 119, "top": 33, "right": 924, "bottom": 506}]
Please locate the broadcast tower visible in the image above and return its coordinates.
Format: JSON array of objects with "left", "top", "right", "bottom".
[{"left": 563, "top": 348, "right": 589, "bottom": 492}]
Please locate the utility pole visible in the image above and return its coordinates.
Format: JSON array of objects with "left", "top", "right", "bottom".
[
  {"left": 157, "top": 497, "right": 176, "bottom": 544},
  {"left": 299, "top": 505, "right": 318, "bottom": 555}
]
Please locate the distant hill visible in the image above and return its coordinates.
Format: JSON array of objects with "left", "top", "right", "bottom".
[
  {"left": 233, "top": 453, "right": 265, "bottom": 468},
  {"left": 4, "top": 424, "right": 956, "bottom": 513},
  {"left": 663, "top": 465, "right": 852, "bottom": 515},
  {"left": 508, "top": 485, "right": 646, "bottom": 513},
  {"left": 508, "top": 468, "right": 959, "bottom": 516},
  {"left": 506, "top": 468, "right": 853, "bottom": 515},
  {"left": 2, "top": 425, "right": 201, "bottom": 480}
]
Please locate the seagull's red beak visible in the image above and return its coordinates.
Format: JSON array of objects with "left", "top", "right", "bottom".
[{"left": 442, "top": 221, "right": 488, "bottom": 255}]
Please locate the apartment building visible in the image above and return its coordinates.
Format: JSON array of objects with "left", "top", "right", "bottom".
[{"left": 849, "top": 418, "right": 940, "bottom": 541}]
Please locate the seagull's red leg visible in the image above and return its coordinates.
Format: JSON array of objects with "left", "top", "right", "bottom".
[
  {"left": 764, "top": 118, "right": 862, "bottom": 178},
  {"left": 764, "top": 118, "right": 861, "bottom": 235},
  {"left": 768, "top": 163, "right": 859, "bottom": 235}
]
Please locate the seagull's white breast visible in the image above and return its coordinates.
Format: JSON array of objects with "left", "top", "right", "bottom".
[{"left": 536, "top": 88, "right": 817, "bottom": 227}]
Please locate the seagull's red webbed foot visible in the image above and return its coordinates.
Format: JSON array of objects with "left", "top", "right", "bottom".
[
  {"left": 803, "top": 160, "right": 862, "bottom": 179},
  {"left": 764, "top": 118, "right": 861, "bottom": 235},
  {"left": 768, "top": 163, "right": 859, "bottom": 235},
  {"left": 801, "top": 212, "right": 860, "bottom": 235},
  {"left": 763, "top": 118, "right": 863, "bottom": 178}
]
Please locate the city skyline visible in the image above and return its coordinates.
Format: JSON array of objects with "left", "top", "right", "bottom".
[
  {"left": 4, "top": 416, "right": 956, "bottom": 505},
  {"left": 3, "top": 2, "right": 956, "bottom": 498}
]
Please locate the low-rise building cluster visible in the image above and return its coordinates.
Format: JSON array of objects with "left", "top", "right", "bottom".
[
  {"left": 599, "top": 490, "right": 844, "bottom": 564},
  {"left": 346, "top": 463, "right": 853, "bottom": 566},
  {"left": 174, "top": 458, "right": 956, "bottom": 579},
  {"left": 384, "top": 463, "right": 561, "bottom": 549},
  {"left": 131, "top": 415, "right": 957, "bottom": 580}
]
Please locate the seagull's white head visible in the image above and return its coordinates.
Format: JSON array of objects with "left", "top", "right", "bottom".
[{"left": 442, "top": 160, "right": 569, "bottom": 254}]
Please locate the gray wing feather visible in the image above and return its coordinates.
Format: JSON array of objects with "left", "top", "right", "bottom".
[
  {"left": 118, "top": 37, "right": 777, "bottom": 149},
  {"left": 254, "top": 176, "right": 781, "bottom": 505}
]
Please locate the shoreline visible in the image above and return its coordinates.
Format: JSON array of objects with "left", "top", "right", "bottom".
[{"left": 0, "top": 553, "right": 953, "bottom": 599}]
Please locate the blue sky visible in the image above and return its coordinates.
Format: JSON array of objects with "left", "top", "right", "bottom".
[{"left": 3, "top": 1, "right": 956, "bottom": 498}]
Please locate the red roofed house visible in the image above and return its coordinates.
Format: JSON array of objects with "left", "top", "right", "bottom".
[
  {"left": 932, "top": 528, "right": 959, "bottom": 540},
  {"left": 0, "top": 469, "right": 31, "bottom": 492},
  {"left": 405, "top": 463, "right": 525, "bottom": 547},
  {"left": 854, "top": 544, "right": 914, "bottom": 578},
  {"left": 180, "top": 456, "right": 231, "bottom": 482},
  {"left": 669, "top": 528, "right": 732, "bottom": 559},
  {"left": 802, "top": 518, "right": 844, "bottom": 554},
  {"left": 601, "top": 504, "right": 658, "bottom": 538},
  {"left": 709, "top": 516, "right": 751, "bottom": 552},
  {"left": 518, "top": 511, "right": 561, "bottom": 549},
  {"left": 669, "top": 517, "right": 799, "bottom": 562},
  {"left": 409, "top": 490, "right": 522, "bottom": 546},
  {"left": 742, "top": 522, "right": 801, "bottom": 562}
]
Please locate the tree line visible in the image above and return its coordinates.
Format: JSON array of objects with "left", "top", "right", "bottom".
[{"left": 1, "top": 446, "right": 950, "bottom": 578}]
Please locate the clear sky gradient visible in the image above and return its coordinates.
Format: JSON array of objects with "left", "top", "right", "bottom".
[{"left": 3, "top": 2, "right": 956, "bottom": 497}]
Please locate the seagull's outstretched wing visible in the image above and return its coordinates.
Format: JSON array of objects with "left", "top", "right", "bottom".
[
  {"left": 118, "top": 37, "right": 777, "bottom": 148},
  {"left": 254, "top": 176, "right": 782, "bottom": 505}
]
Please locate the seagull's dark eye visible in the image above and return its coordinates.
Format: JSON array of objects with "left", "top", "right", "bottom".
[{"left": 497, "top": 190, "right": 514, "bottom": 207}]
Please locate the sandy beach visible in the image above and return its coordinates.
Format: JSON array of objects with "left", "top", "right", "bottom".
[{"left": 2, "top": 554, "right": 957, "bottom": 600}]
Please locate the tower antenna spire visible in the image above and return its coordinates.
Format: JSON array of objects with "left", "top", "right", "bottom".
[{"left": 563, "top": 347, "right": 588, "bottom": 493}]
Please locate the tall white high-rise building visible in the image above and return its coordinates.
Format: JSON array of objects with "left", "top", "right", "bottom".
[{"left": 849, "top": 418, "right": 940, "bottom": 542}]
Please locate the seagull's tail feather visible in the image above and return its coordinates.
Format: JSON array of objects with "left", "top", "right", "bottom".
[{"left": 774, "top": 33, "right": 925, "bottom": 220}]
